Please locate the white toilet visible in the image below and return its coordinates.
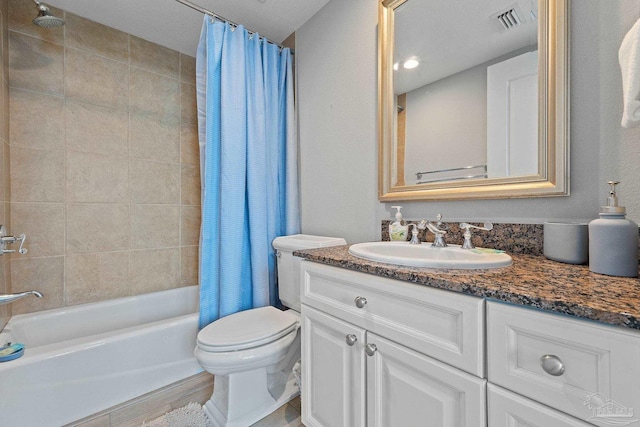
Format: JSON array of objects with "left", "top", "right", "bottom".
[{"left": 195, "top": 234, "right": 346, "bottom": 427}]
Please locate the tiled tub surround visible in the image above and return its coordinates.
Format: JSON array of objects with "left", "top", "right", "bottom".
[
  {"left": 0, "top": 0, "right": 10, "bottom": 330},
  {"left": 6, "top": 0, "right": 200, "bottom": 315},
  {"left": 295, "top": 245, "right": 640, "bottom": 330}
]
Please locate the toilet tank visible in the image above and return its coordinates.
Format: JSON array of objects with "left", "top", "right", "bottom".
[{"left": 272, "top": 234, "right": 346, "bottom": 312}]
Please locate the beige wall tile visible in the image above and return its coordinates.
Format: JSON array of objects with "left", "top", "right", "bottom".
[
  {"left": 11, "top": 256, "right": 64, "bottom": 314},
  {"left": 181, "top": 164, "right": 201, "bottom": 206},
  {"left": 2, "top": 81, "right": 7, "bottom": 141},
  {"left": 66, "top": 203, "right": 129, "bottom": 253},
  {"left": 130, "top": 248, "right": 180, "bottom": 295},
  {"left": 10, "top": 88, "right": 64, "bottom": 149},
  {"left": 130, "top": 204, "right": 180, "bottom": 249},
  {"left": 9, "top": 31, "right": 63, "bottom": 95},
  {"left": 65, "top": 47, "right": 128, "bottom": 110},
  {"left": 129, "top": 159, "right": 180, "bottom": 204},
  {"left": 1, "top": 80, "right": 7, "bottom": 141},
  {"left": 181, "top": 205, "right": 200, "bottom": 246},
  {"left": 10, "top": 146, "right": 64, "bottom": 202},
  {"left": 65, "top": 251, "right": 129, "bottom": 305},
  {"left": 2, "top": 141, "right": 8, "bottom": 202},
  {"left": 130, "top": 35, "right": 179, "bottom": 79},
  {"left": 2, "top": 2, "right": 7, "bottom": 84},
  {"left": 180, "top": 122, "right": 199, "bottom": 165},
  {"left": 66, "top": 151, "right": 129, "bottom": 203},
  {"left": 11, "top": 202, "right": 64, "bottom": 257},
  {"left": 129, "top": 67, "right": 180, "bottom": 124},
  {"left": 181, "top": 245, "right": 198, "bottom": 287},
  {"left": 0, "top": 142, "right": 4, "bottom": 202},
  {"left": 181, "top": 82, "right": 197, "bottom": 125},
  {"left": 65, "top": 13, "right": 128, "bottom": 62},
  {"left": 129, "top": 112, "right": 179, "bottom": 163},
  {"left": 65, "top": 100, "right": 128, "bottom": 156},
  {"left": 8, "top": 0, "right": 64, "bottom": 44},
  {"left": 179, "top": 54, "right": 196, "bottom": 85}
]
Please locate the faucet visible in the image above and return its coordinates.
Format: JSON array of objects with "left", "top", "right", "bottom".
[
  {"left": 459, "top": 222, "right": 494, "bottom": 249},
  {"left": 0, "top": 291, "right": 43, "bottom": 305},
  {"left": 426, "top": 214, "right": 448, "bottom": 247}
]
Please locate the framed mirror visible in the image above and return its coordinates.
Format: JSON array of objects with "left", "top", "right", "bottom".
[{"left": 378, "top": 0, "right": 569, "bottom": 201}]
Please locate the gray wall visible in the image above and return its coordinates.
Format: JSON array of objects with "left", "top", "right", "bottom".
[{"left": 297, "top": 0, "right": 640, "bottom": 243}]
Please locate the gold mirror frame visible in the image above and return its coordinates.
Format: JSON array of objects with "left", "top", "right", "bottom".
[{"left": 378, "top": 0, "right": 569, "bottom": 201}]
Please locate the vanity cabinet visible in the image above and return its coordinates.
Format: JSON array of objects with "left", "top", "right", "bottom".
[
  {"left": 487, "top": 300, "right": 640, "bottom": 426},
  {"left": 300, "top": 261, "right": 486, "bottom": 427}
]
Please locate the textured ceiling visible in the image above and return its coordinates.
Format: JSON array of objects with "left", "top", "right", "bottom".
[{"left": 45, "top": 0, "right": 330, "bottom": 56}]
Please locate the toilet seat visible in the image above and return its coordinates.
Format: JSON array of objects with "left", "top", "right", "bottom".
[{"left": 197, "top": 306, "right": 299, "bottom": 352}]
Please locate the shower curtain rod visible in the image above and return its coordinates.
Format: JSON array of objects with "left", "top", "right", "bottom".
[{"left": 175, "top": 0, "right": 294, "bottom": 53}]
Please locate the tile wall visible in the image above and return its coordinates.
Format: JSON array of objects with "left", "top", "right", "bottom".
[
  {"left": 0, "top": 0, "right": 9, "bottom": 329},
  {"left": 7, "top": 0, "right": 200, "bottom": 315}
]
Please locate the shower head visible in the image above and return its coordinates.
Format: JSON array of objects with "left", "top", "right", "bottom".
[{"left": 32, "top": 1, "right": 65, "bottom": 28}]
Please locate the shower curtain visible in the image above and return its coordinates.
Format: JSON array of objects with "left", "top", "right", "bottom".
[{"left": 196, "top": 17, "right": 300, "bottom": 329}]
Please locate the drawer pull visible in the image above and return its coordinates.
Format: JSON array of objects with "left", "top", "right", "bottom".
[
  {"left": 345, "top": 334, "right": 358, "bottom": 346},
  {"left": 354, "top": 296, "right": 367, "bottom": 308},
  {"left": 540, "top": 354, "right": 565, "bottom": 376},
  {"left": 365, "top": 343, "right": 377, "bottom": 356}
]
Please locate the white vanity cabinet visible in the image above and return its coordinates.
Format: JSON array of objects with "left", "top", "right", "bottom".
[
  {"left": 487, "top": 300, "right": 640, "bottom": 427},
  {"left": 300, "top": 261, "right": 486, "bottom": 427}
]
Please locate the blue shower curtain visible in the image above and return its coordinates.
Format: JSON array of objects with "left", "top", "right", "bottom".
[{"left": 196, "top": 17, "right": 300, "bottom": 329}]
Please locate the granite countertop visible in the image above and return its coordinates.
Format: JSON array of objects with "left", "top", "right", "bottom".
[{"left": 294, "top": 245, "right": 640, "bottom": 331}]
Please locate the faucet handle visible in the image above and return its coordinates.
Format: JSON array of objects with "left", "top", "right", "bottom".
[{"left": 459, "top": 222, "right": 494, "bottom": 249}]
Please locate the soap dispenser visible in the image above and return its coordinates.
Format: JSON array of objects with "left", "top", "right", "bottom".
[
  {"left": 389, "top": 206, "right": 409, "bottom": 241},
  {"left": 589, "top": 181, "right": 639, "bottom": 277}
]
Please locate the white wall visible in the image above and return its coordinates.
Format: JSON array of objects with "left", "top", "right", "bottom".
[{"left": 297, "top": 0, "right": 640, "bottom": 243}]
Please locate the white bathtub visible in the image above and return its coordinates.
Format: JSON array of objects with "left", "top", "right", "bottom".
[{"left": 0, "top": 286, "right": 202, "bottom": 427}]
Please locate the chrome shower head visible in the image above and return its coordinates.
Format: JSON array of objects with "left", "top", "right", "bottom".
[{"left": 33, "top": 1, "right": 65, "bottom": 28}]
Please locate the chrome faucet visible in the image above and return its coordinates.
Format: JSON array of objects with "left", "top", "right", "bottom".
[
  {"left": 426, "top": 214, "right": 448, "bottom": 247},
  {"left": 0, "top": 291, "right": 43, "bottom": 305},
  {"left": 459, "top": 222, "right": 494, "bottom": 249},
  {"left": 408, "top": 220, "right": 428, "bottom": 244}
]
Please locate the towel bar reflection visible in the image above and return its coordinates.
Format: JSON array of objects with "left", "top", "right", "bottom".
[{"left": 0, "top": 225, "right": 28, "bottom": 255}]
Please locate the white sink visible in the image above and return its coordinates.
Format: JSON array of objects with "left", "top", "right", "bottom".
[{"left": 348, "top": 241, "right": 512, "bottom": 269}]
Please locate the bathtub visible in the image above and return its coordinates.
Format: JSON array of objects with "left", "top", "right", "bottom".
[{"left": 0, "top": 285, "right": 202, "bottom": 427}]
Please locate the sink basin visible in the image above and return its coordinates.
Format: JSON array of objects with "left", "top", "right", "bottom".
[{"left": 348, "top": 242, "right": 512, "bottom": 269}]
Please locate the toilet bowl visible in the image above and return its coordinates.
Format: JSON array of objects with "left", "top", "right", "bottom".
[
  {"left": 196, "top": 307, "right": 301, "bottom": 427},
  {"left": 195, "top": 234, "right": 346, "bottom": 427}
]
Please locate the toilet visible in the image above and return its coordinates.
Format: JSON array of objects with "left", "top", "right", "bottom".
[{"left": 195, "top": 234, "right": 346, "bottom": 427}]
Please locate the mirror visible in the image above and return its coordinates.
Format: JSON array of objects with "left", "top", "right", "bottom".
[{"left": 378, "top": 0, "right": 569, "bottom": 201}]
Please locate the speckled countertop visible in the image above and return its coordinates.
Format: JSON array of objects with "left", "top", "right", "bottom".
[{"left": 294, "top": 245, "right": 640, "bottom": 331}]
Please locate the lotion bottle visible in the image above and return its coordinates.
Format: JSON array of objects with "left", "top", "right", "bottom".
[
  {"left": 589, "top": 181, "right": 639, "bottom": 277},
  {"left": 389, "top": 206, "right": 408, "bottom": 241}
]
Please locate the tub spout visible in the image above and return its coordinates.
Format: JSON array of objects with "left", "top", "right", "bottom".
[{"left": 0, "top": 290, "right": 43, "bottom": 305}]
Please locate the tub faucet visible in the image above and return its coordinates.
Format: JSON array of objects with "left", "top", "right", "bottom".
[{"left": 0, "top": 291, "right": 43, "bottom": 305}]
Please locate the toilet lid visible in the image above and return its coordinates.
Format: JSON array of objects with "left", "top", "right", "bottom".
[{"left": 197, "top": 306, "right": 299, "bottom": 352}]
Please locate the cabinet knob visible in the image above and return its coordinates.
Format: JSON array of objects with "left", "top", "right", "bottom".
[
  {"left": 345, "top": 334, "right": 358, "bottom": 346},
  {"left": 540, "top": 354, "right": 565, "bottom": 376},
  {"left": 365, "top": 343, "right": 377, "bottom": 356},
  {"left": 354, "top": 296, "right": 367, "bottom": 308}
]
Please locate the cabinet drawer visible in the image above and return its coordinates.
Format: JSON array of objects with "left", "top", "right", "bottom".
[
  {"left": 301, "top": 261, "right": 484, "bottom": 376},
  {"left": 488, "top": 384, "right": 591, "bottom": 427},
  {"left": 487, "top": 301, "right": 640, "bottom": 424}
]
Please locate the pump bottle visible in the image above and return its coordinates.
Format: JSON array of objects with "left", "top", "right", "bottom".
[
  {"left": 389, "top": 206, "right": 409, "bottom": 241},
  {"left": 588, "top": 181, "right": 639, "bottom": 277}
]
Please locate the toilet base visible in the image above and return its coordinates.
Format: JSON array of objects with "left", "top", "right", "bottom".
[{"left": 203, "top": 370, "right": 300, "bottom": 427}]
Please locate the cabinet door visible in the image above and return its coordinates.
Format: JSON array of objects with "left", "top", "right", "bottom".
[
  {"left": 366, "top": 333, "right": 486, "bottom": 427},
  {"left": 301, "top": 305, "right": 366, "bottom": 427},
  {"left": 488, "top": 384, "right": 592, "bottom": 427}
]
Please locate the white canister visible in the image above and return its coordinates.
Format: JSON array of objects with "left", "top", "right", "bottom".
[{"left": 543, "top": 222, "right": 589, "bottom": 265}]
